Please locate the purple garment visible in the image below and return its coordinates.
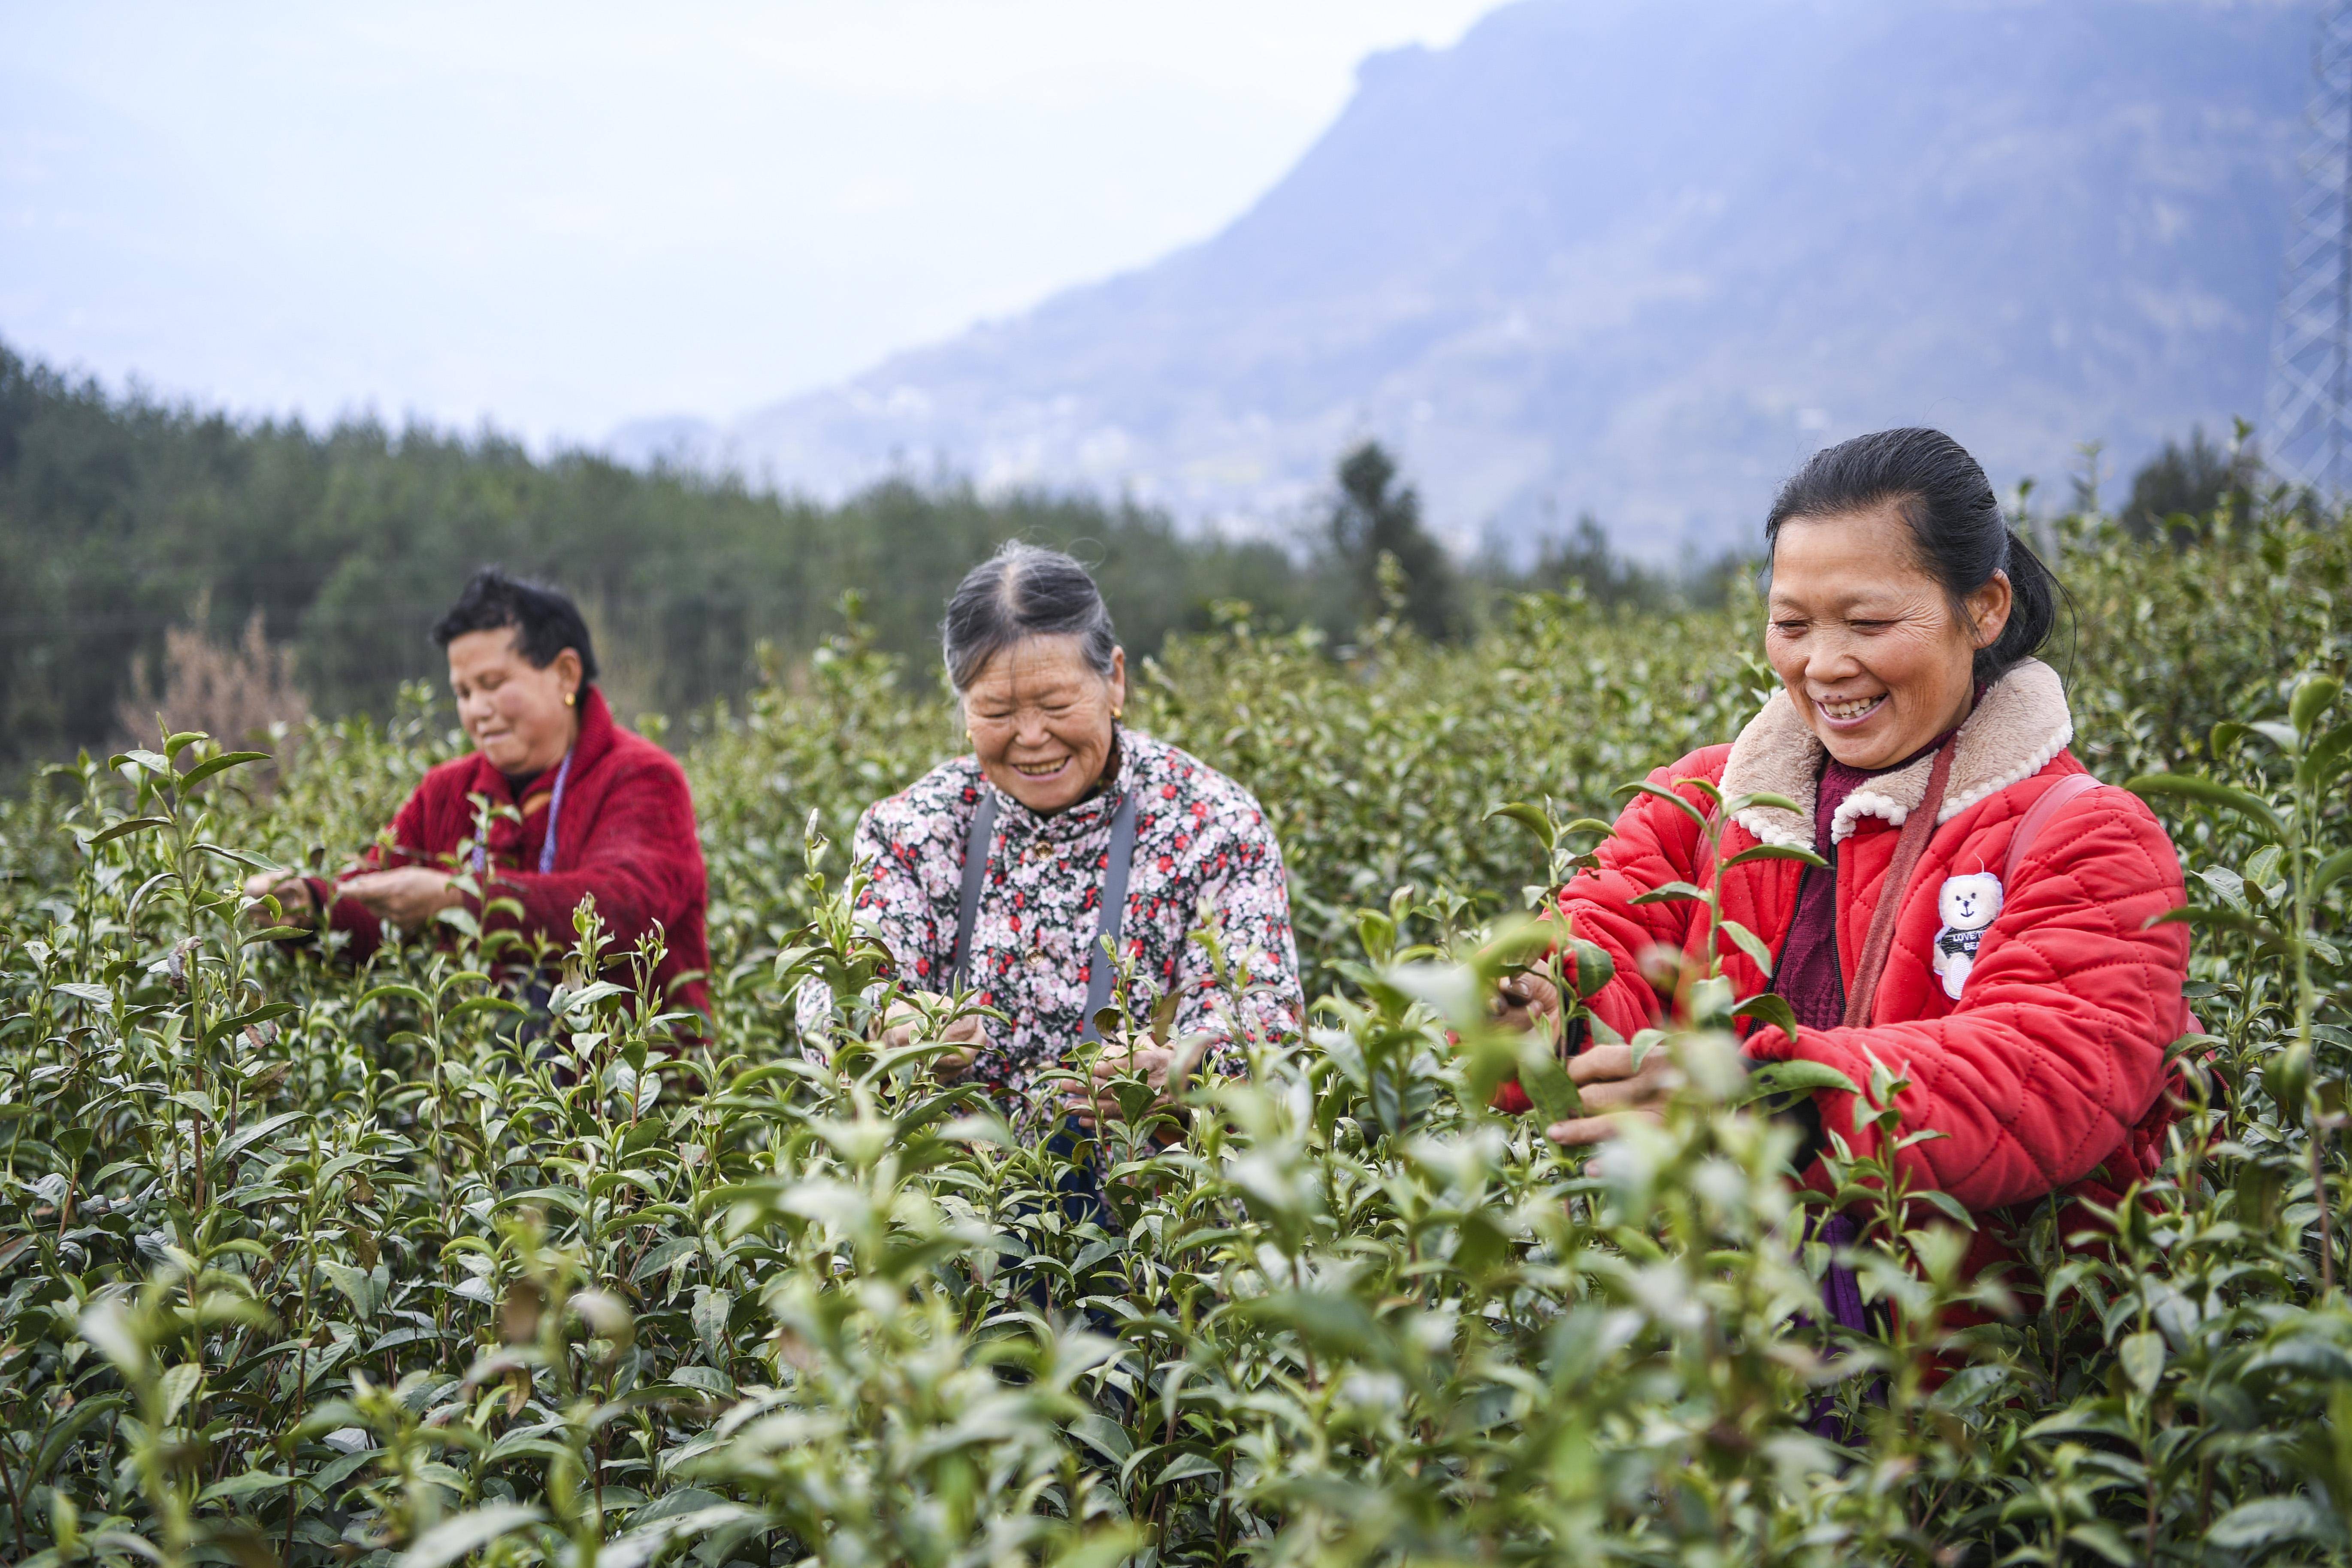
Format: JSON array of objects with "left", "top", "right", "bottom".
[
  {"left": 1804, "top": 1211, "right": 1875, "bottom": 1441},
  {"left": 1778, "top": 758, "right": 1887, "bottom": 1438}
]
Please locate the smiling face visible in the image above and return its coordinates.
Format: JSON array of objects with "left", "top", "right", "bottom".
[
  {"left": 1765, "top": 505, "right": 2012, "bottom": 770},
  {"left": 447, "top": 628, "right": 583, "bottom": 776},
  {"left": 961, "top": 635, "right": 1126, "bottom": 814}
]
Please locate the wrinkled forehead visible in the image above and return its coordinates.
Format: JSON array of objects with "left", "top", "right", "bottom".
[
  {"left": 1766, "top": 506, "right": 1940, "bottom": 609},
  {"left": 961, "top": 634, "right": 1103, "bottom": 701}
]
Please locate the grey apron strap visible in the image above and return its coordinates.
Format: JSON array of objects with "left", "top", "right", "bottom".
[
  {"left": 949, "top": 788, "right": 999, "bottom": 990},
  {"left": 1079, "top": 789, "right": 1140, "bottom": 1043},
  {"left": 950, "top": 782, "right": 1139, "bottom": 1036}
]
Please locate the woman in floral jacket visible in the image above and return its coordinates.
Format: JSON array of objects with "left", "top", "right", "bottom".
[{"left": 825, "top": 542, "right": 1302, "bottom": 1122}]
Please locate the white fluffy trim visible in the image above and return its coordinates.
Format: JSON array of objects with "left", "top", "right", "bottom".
[{"left": 1717, "top": 659, "right": 2075, "bottom": 846}]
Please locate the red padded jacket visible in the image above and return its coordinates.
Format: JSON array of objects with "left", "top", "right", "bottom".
[
  {"left": 1545, "top": 660, "right": 2190, "bottom": 1286},
  {"left": 308, "top": 686, "right": 712, "bottom": 1020}
]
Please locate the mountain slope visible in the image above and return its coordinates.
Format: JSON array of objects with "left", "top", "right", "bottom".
[{"left": 664, "top": 0, "right": 2309, "bottom": 558}]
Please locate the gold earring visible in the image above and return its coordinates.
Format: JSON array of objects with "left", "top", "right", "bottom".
[{"left": 564, "top": 692, "right": 577, "bottom": 707}]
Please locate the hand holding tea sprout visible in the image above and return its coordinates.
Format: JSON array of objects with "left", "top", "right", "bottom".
[
  {"left": 1490, "top": 967, "right": 1563, "bottom": 1037},
  {"left": 1491, "top": 967, "right": 1681, "bottom": 1146},
  {"left": 336, "top": 867, "right": 465, "bottom": 932},
  {"left": 241, "top": 870, "right": 317, "bottom": 928},
  {"left": 877, "top": 994, "right": 987, "bottom": 1081},
  {"left": 244, "top": 865, "right": 462, "bottom": 934},
  {"left": 1542, "top": 1045, "right": 1682, "bottom": 1146},
  {"left": 1063, "top": 1034, "right": 1209, "bottom": 1130}
]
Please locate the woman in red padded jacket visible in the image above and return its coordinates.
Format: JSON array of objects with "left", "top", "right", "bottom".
[
  {"left": 245, "top": 569, "right": 710, "bottom": 1024},
  {"left": 1495, "top": 427, "right": 2190, "bottom": 1293}
]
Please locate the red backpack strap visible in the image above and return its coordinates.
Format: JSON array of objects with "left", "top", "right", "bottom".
[
  {"left": 1998, "top": 769, "right": 2201, "bottom": 1042},
  {"left": 2002, "top": 769, "right": 2102, "bottom": 887}
]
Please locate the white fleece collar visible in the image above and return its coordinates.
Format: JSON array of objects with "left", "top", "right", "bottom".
[{"left": 1716, "top": 659, "right": 2074, "bottom": 849}]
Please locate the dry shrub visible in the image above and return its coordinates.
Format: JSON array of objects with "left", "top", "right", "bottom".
[{"left": 117, "top": 607, "right": 311, "bottom": 751}]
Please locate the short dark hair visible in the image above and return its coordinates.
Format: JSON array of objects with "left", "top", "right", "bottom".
[
  {"left": 432, "top": 568, "right": 600, "bottom": 684},
  {"left": 1764, "top": 427, "right": 2062, "bottom": 686},
  {"left": 940, "top": 541, "right": 1118, "bottom": 693}
]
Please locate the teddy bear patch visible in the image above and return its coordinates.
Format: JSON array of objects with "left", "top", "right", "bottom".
[{"left": 1931, "top": 872, "right": 2004, "bottom": 1000}]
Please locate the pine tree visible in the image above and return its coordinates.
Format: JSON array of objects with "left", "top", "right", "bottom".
[{"left": 1326, "top": 441, "right": 1460, "bottom": 640}]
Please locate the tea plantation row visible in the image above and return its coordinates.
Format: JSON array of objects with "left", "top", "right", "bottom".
[{"left": 0, "top": 508, "right": 2346, "bottom": 1566}]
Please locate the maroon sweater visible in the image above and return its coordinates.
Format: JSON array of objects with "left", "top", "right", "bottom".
[
  {"left": 306, "top": 686, "right": 711, "bottom": 1019},
  {"left": 1770, "top": 763, "right": 1865, "bottom": 1034},
  {"left": 1772, "top": 721, "right": 1970, "bottom": 1034}
]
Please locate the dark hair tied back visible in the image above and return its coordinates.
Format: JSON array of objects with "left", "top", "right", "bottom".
[
  {"left": 432, "top": 567, "right": 600, "bottom": 684},
  {"left": 941, "top": 541, "right": 1119, "bottom": 693},
  {"left": 1764, "top": 426, "right": 2061, "bottom": 686}
]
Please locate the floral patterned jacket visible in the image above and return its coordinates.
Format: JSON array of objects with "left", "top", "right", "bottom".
[{"left": 836, "top": 728, "right": 1303, "bottom": 1093}]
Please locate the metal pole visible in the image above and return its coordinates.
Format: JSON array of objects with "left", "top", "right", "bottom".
[
  {"left": 2264, "top": 0, "right": 2352, "bottom": 500},
  {"left": 2337, "top": 21, "right": 2351, "bottom": 493}
]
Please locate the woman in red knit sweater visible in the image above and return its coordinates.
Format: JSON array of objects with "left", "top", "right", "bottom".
[
  {"left": 244, "top": 569, "right": 711, "bottom": 1023},
  {"left": 1495, "top": 428, "right": 2190, "bottom": 1292}
]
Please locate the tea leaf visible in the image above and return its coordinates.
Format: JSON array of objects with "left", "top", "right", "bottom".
[
  {"left": 692, "top": 1285, "right": 733, "bottom": 1363},
  {"left": 1614, "top": 779, "right": 1711, "bottom": 832},
  {"left": 177, "top": 751, "right": 273, "bottom": 790},
  {"left": 85, "top": 815, "right": 175, "bottom": 846},
  {"left": 159, "top": 1363, "right": 202, "bottom": 1423},
  {"left": 1516, "top": 1034, "right": 1584, "bottom": 1124},
  {"left": 2126, "top": 773, "right": 2282, "bottom": 836},
  {"left": 2118, "top": 1329, "right": 2165, "bottom": 1393},
  {"left": 399, "top": 1504, "right": 547, "bottom": 1568},
  {"left": 1485, "top": 801, "right": 1556, "bottom": 854},
  {"left": 2207, "top": 1496, "right": 2340, "bottom": 1551},
  {"left": 2289, "top": 673, "right": 2341, "bottom": 737},
  {"left": 1735, "top": 1058, "right": 1860, "bottom": 1103},
  {"left": 1718, "top": 919, "right": 1777, "bottom": 978},
  {"left": 1723, "top": 842, "right": 1827, "bottom": 868},
  {"left": 1728, "top": 992, "right": 1802, "bottom": 1048}
]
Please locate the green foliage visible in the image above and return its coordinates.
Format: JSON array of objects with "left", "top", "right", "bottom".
[
  {"left": 1320, "top": 442, "right": 1462, "bottom": 643},
  {"left": 0, "top": 493, "right": 2346, "bottom": 1566},
  {"left": 0, "top": 341, "right": 1314, "bottom": 768},
  {"left": 1508, "top": 512, "right": 1713, "bottom": 615},
  {"left": 2121, "top": 424, "right": 2261, "bottom": 548},
  {"left": 0, "top": 340, "right": 1738, "bottom": 777}
]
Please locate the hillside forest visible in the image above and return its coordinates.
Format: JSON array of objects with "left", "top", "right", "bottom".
[
  {"left": 4, "top": 339, "right": 1714, "bottom": 772},
  {"left": 4, "top": 338, "right": 2257, "bottom": 776}
]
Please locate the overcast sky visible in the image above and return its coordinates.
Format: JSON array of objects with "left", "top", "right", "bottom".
[{"left": 0, "top": 2, "right": 1497, "bottom": 447}]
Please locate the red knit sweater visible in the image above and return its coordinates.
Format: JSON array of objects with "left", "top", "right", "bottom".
[{"left": 307, "top": 686, "right": 711, "bottom": 1020}]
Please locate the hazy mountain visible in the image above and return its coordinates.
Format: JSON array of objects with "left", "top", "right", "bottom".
[{"left": 617, "top": 0, "right": 2311, "bottom": 561}]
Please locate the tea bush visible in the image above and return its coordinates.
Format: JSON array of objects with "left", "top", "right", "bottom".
[{"left": 0, "top": 505, "right": 2348, "bottom": 1567}]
